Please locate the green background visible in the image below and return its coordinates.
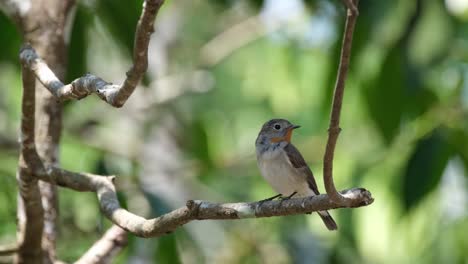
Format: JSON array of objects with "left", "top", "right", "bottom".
[{"left": 0, "top": 0, "right": 467, "bottom": 263}]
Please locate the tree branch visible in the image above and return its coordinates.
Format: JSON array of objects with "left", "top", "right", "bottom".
[
  {"left": 0, "top": 134, "right": 18, "bottom": 152},
  {"left": 17, "top": 1, "right": 75, "bottom": 262},
  {"left": 30, "top": 165, "right": 373, "bottom": 238},
  {"left": 0, "top": 244, "right": 18, "bottom": 256},
  {"left": 199, "top": 15, "right": 282, "bottom": 67},
  {"left": 16, "top": 55, "right": 46, "bottom": 264},
  {"left": 14, "top": 0, "right": 373, "bottom": 255},
  {"left": 18, "top": 0, "right": 164, "bottom": 108},
  {"left": 342, "top": 0, "right": 359, "bottom": 16},
  {"left": 75, "top": 225, "right": 127, "bottom": 264},
  {"left": 323, "top": 0, "right": 361, "bottom": 205}
]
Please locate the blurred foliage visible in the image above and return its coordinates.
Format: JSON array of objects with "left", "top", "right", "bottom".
[{"left": 0, "top": 0, "right": 467, "bottom": 263}]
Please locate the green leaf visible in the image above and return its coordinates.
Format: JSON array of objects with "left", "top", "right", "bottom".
[
  {"left": 363, "top": 46, "right": 405, "bottom": 144},
  {"left": 448, "top": 128, "right": 468, "bottom": 177},
  {"left": 0, "top": 11, "right": 21, "bottom": 65},
  {"left": 154, "top": 229, "right": 182, "bottom": 264},
  {"left": 402, "top": 128, "right": 452, "bottom": 210},
  {"left": 95, "top": 0, "right": 144, "bottom": 54}
]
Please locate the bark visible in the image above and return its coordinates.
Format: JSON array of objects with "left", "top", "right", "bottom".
[
  {"left": 18, "top": 0, "right": 165, "bottom": 107},
  {"left": 36, "top": 165, "right": 374, "bottom": 238},
  {"left": 323, "top": 0, "right": 361, "bottom": 205},
  {"left": 7, "top": 0, "right": 374, "bottom": 262},
  {"left": 16, "top": 59, "right": 45, "bottom": 264},
  {"left": 14, "top": 0, "right": 74, "bottom": 263}
]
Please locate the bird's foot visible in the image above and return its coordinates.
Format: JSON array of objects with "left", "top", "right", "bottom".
[
  {"left": 258, "top": 194, "right": 282, "bottom": 203},
  {"left": 281, "top": 191, "right": 297, "bottom": 200}
]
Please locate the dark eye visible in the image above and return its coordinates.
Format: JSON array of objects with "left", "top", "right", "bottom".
[{"left": 274, "top": 124, "right": 281, "bottom": 130}]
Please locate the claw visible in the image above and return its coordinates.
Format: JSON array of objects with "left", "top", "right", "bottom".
[
  {"left": 259, "top": 194, "right": 282, "bottom": 203},
  {"left": 282, "top": 191, "right": 297, "bottom": 200}
]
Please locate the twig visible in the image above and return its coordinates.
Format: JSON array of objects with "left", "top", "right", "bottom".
[
  {"left": 323, "top": 0, "right": 360, "bottom": 205},
  {"left": 342, "top": 0, "right": 359, "bottom": 16},
  {"left": 0, "top": 134, "right": 18, "bottom": 151},
  {"left": 0, "top": 244, "right": 18, "bottom": 256},
  {"left": 199, "top": 15, "right": 282, "bottom": 67},
  {"left": 75, "top": 225, "right": 127, "bottom": 264},
  {"left": 18, "top": 0, "right": 164, "bottom": 108}
]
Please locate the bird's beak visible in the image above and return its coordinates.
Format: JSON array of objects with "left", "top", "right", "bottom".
[{"left": 284, "top": 124, "right": 300, "bottom": 142}]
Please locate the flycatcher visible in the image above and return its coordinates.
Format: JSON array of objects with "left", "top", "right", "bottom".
[{"left": 255, "top": 118, "right": 337, "bottom": 230}]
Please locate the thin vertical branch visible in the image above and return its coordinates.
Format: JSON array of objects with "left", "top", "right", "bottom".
[
  {"left": 113, "top": 0, "right": 164, "bottom": 107},
  {"left": 16, "top": 0, "right": 75, "bottom": 262},
  {"left": 16, "top": 55, "right": 46, "bottom": 264},
  {"left": 323, "top": 0, "right": 360, "bottom": 205}
]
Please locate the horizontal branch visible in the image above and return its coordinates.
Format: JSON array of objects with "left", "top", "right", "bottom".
[
  {"left": 18, "top": 0, "right": 164, "bottom": 107},
  {"left": 0, "top": 244, "right": 18, "bottom": 256},
  {"left": 34, "top": 165, "right": 373, "bottom": 237},
  {"left": 14, "top": 0, "right": 375, "bottom": 244}
]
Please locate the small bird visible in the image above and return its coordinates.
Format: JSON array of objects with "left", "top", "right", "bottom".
[{"left": 255, "top": 118, "right": 337, "bottom": 231}]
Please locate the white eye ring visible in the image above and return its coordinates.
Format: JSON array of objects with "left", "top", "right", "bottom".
[{"left": 274, "top": 124, "right": 281, "bottom": 130}]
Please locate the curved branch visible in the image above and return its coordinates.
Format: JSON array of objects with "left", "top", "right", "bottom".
[
  {"left": 323, "top": 0, "right": 360, "bottom": 205},
  {"left": 15, "top": 0, "right": 373, "bottom": 243},
  {"left": 0, "top": 244, "right": 18, "bottom": 256},
  {"left": 19, "top": 0, "right": 164, "bottom": 108},
  {"left": 34, "top": 165, "right": 373, "bottom": 238}
]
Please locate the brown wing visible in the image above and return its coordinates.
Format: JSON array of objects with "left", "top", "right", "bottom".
[{"left": 284, "top": 143, "right": 320, "bottom": 195}]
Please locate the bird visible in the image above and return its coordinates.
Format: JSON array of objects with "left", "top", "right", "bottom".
[{"left": 255, "top": 118, "right": 337, "bottom": 231}]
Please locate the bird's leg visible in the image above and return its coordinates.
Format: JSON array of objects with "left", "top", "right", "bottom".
[
  {"left": 259, "top": 193, "right": 282, "bottom": 203},
  {"left": 281, "top": 191, "right": 297, "bottom": 200}
]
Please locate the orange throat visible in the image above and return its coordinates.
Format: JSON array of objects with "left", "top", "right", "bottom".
[{"left": 270, "top": 128, "right": 294, "bottom": 143}]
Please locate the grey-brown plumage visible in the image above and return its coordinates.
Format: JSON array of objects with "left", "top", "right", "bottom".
[
  {"left": 256, "top": 119, "right": 337, "bottom": 231},
  {"left": 284, "top": 144, "right": 337, "bottom": 230}
]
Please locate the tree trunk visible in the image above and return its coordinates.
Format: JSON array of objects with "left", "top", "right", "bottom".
[{"left": 16, "top": 1, "right": 74, "bottom": 263}]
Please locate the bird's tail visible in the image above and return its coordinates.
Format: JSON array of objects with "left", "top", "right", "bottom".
[{"left": 318, "top": 210, "right": 337, "bottom": 231}]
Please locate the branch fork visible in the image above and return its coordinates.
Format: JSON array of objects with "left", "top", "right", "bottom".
[
  {"left": 322, "top": 0, "right": 366, "bottom": 206},
  {"left": 12, "top": 0, "right": 372, "bottom": 262}
]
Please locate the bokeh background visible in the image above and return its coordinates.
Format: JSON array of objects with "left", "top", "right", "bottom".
[{"left": 1, "top": 0, "right": 468, "bottom": 263}]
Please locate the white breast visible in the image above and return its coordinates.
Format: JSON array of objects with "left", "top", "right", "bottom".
[{"left": 257, "top": 148, "right": 312, "bottom": 197}]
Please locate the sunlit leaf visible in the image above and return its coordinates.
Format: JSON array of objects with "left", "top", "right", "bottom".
[
  {"left": 363, "top": 45, "right": 405, "bottom": 144},
  {"left": 154, "top": 235, "right": 182, "bottom": 264},
  {"left": 0, "top": 12, "right": 21, "bottom": 64}
]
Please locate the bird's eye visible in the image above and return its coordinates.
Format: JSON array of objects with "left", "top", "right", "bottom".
[{"left": 274, "top": 124, "right": 281, "bottom": 130}]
